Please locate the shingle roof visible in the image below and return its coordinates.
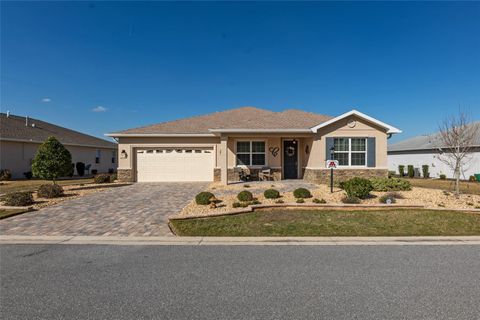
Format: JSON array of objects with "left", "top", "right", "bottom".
[
  {"left": 388, "top": 121, "right": 480, "bottom": 152},
  {"left": 111, "top": 107, "right": 332, "bottom": 135},
  {"left": 0, "top": 113, "right": 117, "bottom": 149}
]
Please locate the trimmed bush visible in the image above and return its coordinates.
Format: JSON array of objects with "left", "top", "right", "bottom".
[
  {"left": 313, "top": 198, "right": 327, "bottom": 204},
  {"left": 4, "top": 192, "right": 34, "bottom": 206},
  {"left": 341, "top": 196, "right": 361, "bottom": 204},
  {"left": 76, "top": 162, "right": 85, "bottom": 176},
  {"left": 23, "top": 171, "right": 33, "bottom": 179},
  {"left": 388, "top": 171, "right": 396, "bottom": 178},
  {"left": 342, "top": 177, "right": 373, "bottom": 199},
  {"left": 91, "top": 169, "right": 98, "bottom": 175},
  {"left": 94, "top": 174, "right": 112, "bottom": 184},
  {"left": 422, "top": 165, "right": 430, "bottom": 178},
  {"left": 0, "top": 169, "right": 12, "bottom": 181},
  {"left": 232, "top": 202, "right": 241, "bottom": 208},
  {"left": 439, "top": 174, "right": 447, "bottom": 180},
  {"left": 264, "top": 189, "right": 280, "bottom": 199},
  {"left": 31, "top": 136, "right": 72, "bottom": 181},
  {"left": 195, "top": 192, "right": 215, "bottom": 205},
  {"left": 379, "top": 194, "right": 397, "bottom": 204},
  {"left": 407, "top": 165, "right": 414, "bottom": 178},
  {"left": 370, "top": 178, "right": 411, "bottom": 192},
  {"left": 252, "top": 200, "right": 261, "bottom": 205},
  {"left": 398, "top": 165, "right": 405, "bottom": 177},
  {"left": 469, "top": 175, "right": 476, "bottom": 182},
  {"left": 296, "top": 198, "right": 305, "bottom": 203},
  {"left": 293, "top": 188, "right": 312, "bottom": 199},
  {"left": 109, "top": 173, "right": 117, "bottom": 182},
  {"left": 237, "top": 190, "right": 253, "bottom": 202},
  {"left": 37, "top": 184, "right": 64, "bottom": 198}
]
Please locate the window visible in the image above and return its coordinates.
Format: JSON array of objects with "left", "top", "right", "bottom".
[
  {"left": 111, "top": 151, "right": 116, "bottom": 164},
  {"left": 236, "top": 141, "right": 266, "bottom": 166},
  {"left": 333, "top": 138, "right": 366, "bottom": 166},
  {"left": 95, "top": 150, "right": 101, "bottom": 164}
]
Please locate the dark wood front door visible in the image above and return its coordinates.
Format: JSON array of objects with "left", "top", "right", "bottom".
[{"left": 283, "top": 140, "right": 298, "bottom": 179}]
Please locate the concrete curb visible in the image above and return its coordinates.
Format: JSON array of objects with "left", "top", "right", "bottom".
[
  {"left": 168, "top": 203, "right": 427, "bottom": 220},
  {"left": 1, "top": 235, "right": 479, "bottom": 246}
]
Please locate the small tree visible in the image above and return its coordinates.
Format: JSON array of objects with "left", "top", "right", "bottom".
[
  {"left": 31, "top": 136, "right": 72, "bottom": 183},
  {"left": 434, "top": 111, "right": 479, "bottom": 195}
]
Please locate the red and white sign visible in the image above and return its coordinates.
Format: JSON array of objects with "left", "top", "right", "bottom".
[{"left": 326, "top": 160, "right": 339, "bottom": 169}]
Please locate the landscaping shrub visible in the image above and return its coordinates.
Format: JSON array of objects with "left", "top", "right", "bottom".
[
  {"left": 232, "top": 202, "right": 241, "bottom": 208},
  {"left": 252, "top": 200, "right": 261, "bottom": 205},
  {"left": 422, "top": 165, "right": 430, "bottom": 178},
  {"left": 469, "top": 175, "right": 476, "bottom": 182},
  {"left": 0, "top": 169, "right": 12, "bottom": 181},
  {"left": 68, "top": 163, "right": 75, "bottom": 177},
  {"left": 296, "top": 198, "right": 305, "bottom": 203},
  {"left": 313, "top": 198, "right": 327, "bottom": 204},
  {"left": 386, "top": 191, "right": 404, "bottom": 199},
  {"left": 379, "top": 194, "right": 397, "bottom": 204},
  {"left": 108, "top": 168, "right": 114, "bottom": 174},
  {"left": 91, "top": 169, "right": 98, "bottom": 175},
  {"left": 293, "top": 188, "right": 312, "bottom": 199},
  {"left": 76, "top": 162, "right": 85, "bottom": 176},
  {"left": 94, "top": 174, "right": 112, "bottom": 184},
  {"left": 388, "top": 171, "right": 396, "bottom": 178},
  {"left": 237, "top": 190, "right": 253, "bottom": 202},
  {"left": 439, "top": 174, "right": 447, "bottom": 180},
  {"left": 370, "top": 178, "right": 411, "bottom": 192},
  {"left": 195, "top": 191, "right": 215, "bottom": 205},
  {"left": 275, "top": 199, "right": 284, "bottom": 204},
  {"left": 23, "top": 171, "right": 33, "bottom": 179},
  {"left": 4, "top": 192, "right": 34, "bottom": 206},
  {"left": 398, "top": 165, "right": 405, "bottom": 177},
  {"left": 109, "top": 173, "right": 117, "bottom": 182},
  {"left": 37, "top": 184, "right": 64, "bottom": 198},
  {"left": 31, "top": 136, "right": 72, "bottom": 181},
  {"left": 342, "top": 177, "right": 373, "bottom": 199},
  {"left": 264, "top": 189, "right": 280, "bottom": 199},
  {"left": 341, "top": 196, "right": 361, "bottom": 204},
  {"left": 407, "top": 165, "right": 414, "bottom": 178}
]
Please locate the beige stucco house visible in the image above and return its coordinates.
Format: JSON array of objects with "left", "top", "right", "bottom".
[
  {"left": 107, "top": 107, "right": 401, "bottom": 184},
  {"left": 1, "top": 113, "right": 117, "bottom": 179}
]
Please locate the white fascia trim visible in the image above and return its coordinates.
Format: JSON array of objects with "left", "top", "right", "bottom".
[
  {"left": 310, "top": 110, "right": 402, "bottom": 134},
  {"left": 0, "top": 138, "right": 117, "bottom": 149},
  {"left": 208, "top": 129, "right": 312, "bottom": 133},
  {"left": 105, "top": 133, "right": 216, "bottom": 137}
]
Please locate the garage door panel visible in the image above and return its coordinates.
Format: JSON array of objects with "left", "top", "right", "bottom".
[{"left": 136, "top": 148, "right": 214, "bottom": 182}]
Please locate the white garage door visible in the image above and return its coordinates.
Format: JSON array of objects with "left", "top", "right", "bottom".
[{"left": 136, "top": 148, "right": 214, "bottom": 182}]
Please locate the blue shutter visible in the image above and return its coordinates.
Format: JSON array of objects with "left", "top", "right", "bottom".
[
  {"left": 326, "top": 137, "right": 334, "bottom": 161},
  {"left": 367, "top": 137, "right": 376, "bottom": 167}
]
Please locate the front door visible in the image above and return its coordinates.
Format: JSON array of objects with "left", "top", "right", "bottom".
[{"left": 283, "top": 140, "right": 298, "bottom": 179}]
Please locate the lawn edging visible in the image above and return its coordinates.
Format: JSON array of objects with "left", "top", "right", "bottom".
[
  {"left": 0, "top": 206, "right": 34, "bottom": 220},
  {"left": 169, "top": 203, "right": 427, "bottom": 220}
]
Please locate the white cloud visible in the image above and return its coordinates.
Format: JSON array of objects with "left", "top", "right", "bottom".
[
  {"left": 92, "top": 106, "right": 107, "bottom": 112},
  {"left": 41, "top": 97, "right": 51, "bottom": 103}
]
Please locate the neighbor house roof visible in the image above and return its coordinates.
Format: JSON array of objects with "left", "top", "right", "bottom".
[
  {"left": 0, "top": 113, "right": 117, "bottom": 149},
  {"left": 107, "top": 107, "right": 334, "bottom": 136},
  {"left": 388, "top": 121, "right": 480, "bottom": 152}
]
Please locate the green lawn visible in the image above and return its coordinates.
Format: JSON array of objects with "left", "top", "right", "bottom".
[
  {"left": 0, "top": 208, "right": 30, "bottom": 220},
  {"left": 0, "top": 178, "right": 94, "bottom": 195},
  {"left": 402, "top": 178, "right": 480, "bottom": 195},
  {"left": 170, "top": 209, "right": 480, "bottom": 237}
]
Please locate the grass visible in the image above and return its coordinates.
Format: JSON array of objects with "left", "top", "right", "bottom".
[
  {"left": 401, "top": 178, "right": 480, "bottom": 195},
  {"left": 0, "top": 208, "right": 30, "bottom": 220},
  {"left": 170, "top": 209, "right": 480, "bottom": 237},
  {"left": 0, "top": 178, "right": 94, "bottom": 195}
]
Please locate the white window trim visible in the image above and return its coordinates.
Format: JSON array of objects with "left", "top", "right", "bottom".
[
  {"left": 333, "top": 137, "right": 367, "bottom": 168},
  {"left": 235, "top": 140, "right": 267, "bottom": 167}
]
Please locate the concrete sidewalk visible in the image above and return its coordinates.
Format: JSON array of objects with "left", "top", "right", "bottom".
[{"left": 1, "top": 235, "right": 480, "bottom": 246}]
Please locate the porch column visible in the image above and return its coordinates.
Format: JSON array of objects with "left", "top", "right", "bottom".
[{"left": 220, "top": 135, "right": 228, "bottom": 185}]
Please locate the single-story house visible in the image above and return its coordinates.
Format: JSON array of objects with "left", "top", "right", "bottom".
[
  {"left": 388, "top": 122, "right": 480, "bottom": 179},
  {"left": 106, "top": 107, "right": 401, "bottom": 184},
  {"left": 1, "top": 112, "right": 117, "bottom": 179}
]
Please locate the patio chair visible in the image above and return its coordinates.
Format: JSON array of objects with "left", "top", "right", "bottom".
[
  {"left": 259, "top": 167, "right": 274, "bottom": 181},
  {"left": 85, "top": 164, "right": 91, "bottom": 175}
]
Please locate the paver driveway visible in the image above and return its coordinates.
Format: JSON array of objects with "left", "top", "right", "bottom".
[{"left": 0, "top": 183, "right": 208, "bottom": 236}]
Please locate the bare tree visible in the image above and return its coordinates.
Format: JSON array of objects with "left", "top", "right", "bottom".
[{"left": 434, "top": 111, "right": 479, "bottom": 195}]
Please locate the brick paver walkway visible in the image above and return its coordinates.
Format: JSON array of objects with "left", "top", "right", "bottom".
[{"left": 0, "top": 183, "right": 208, "bottom": 236}]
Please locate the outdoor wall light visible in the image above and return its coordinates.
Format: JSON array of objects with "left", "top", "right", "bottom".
[{"left": 120, "top": 150, "right": 128, "bottom": 159}]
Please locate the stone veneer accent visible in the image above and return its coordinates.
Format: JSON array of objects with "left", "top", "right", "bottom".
[
  {"left": 117, "top": 168, "right": 134, "bottom": 182},
  {"left": 214, "top": 168, "right": 282, "bottom": 182},
  {"left": 303, "top": 168, "right": 388, "bottom": 184}
]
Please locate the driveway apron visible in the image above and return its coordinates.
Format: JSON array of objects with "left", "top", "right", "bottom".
[{"left": 0, "top": 183, "right": 208, "bottom": 236}]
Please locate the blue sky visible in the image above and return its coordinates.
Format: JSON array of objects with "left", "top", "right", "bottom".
[{"left": 1, "top": 1, "right": 479, "bottom": 143}]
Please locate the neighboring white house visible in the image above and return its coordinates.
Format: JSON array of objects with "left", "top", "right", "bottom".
[{"left": 387, "top": 123, "right": 480, "bottom": 179}]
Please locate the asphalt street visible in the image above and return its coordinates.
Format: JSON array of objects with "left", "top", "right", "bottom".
[{"left": 1, "top": 244, "right": 479, "bottom": 319}]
